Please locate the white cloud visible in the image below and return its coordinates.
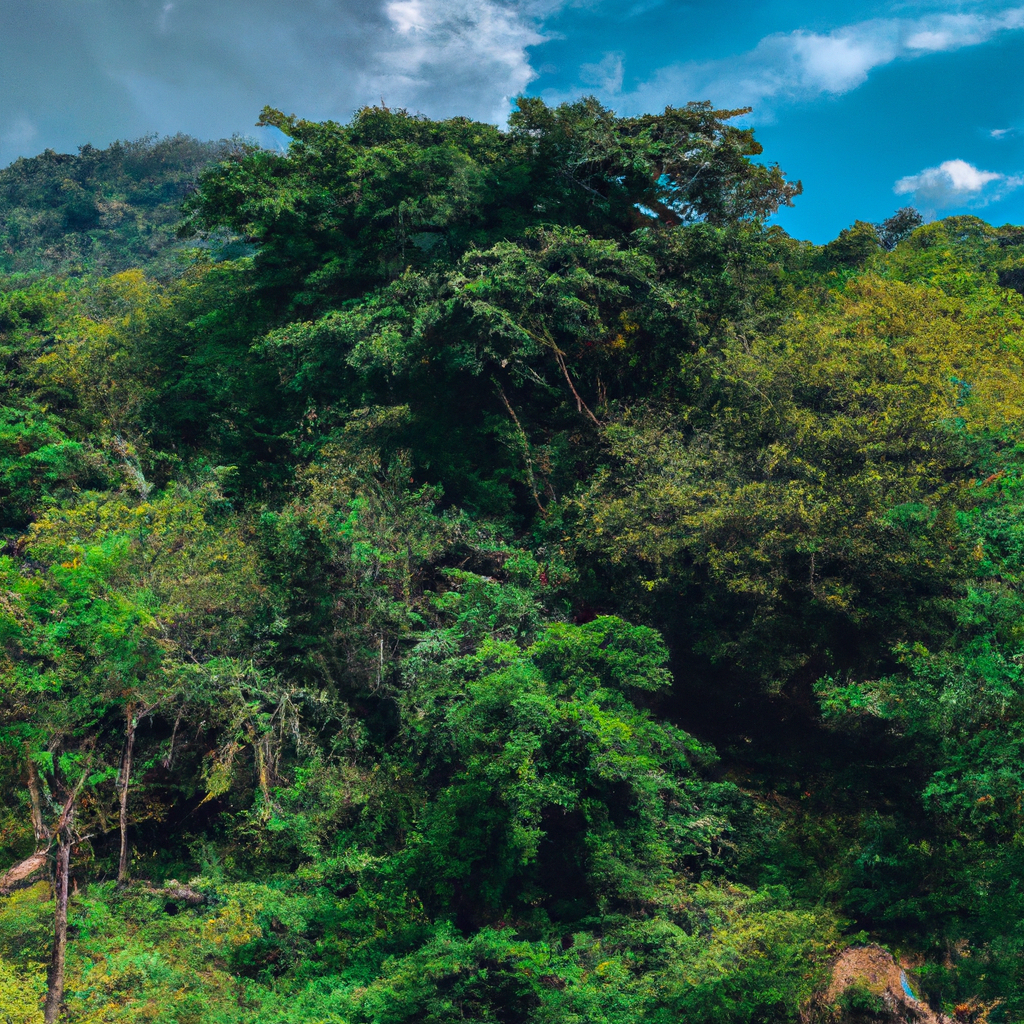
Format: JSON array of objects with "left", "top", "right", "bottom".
[
  {"left": 574, "top": 5, "right": 1024, "bottom": 118},
  {"left": 376, "top": 0, "right": 545, "bottom": 123},
  {"left": 786, "top": 29, "right": 894, "bottom": 94},
  {"left": 158, "top": 3, "right": 174, "bottom": 33},
  {"left": 905, "top": 159, "right": 1000, "bottom": 193},
  {"left": 5, "top": 0, "right": 1024, "bottom": 167},
  {"left": 0, "top": 0, "right": 555, "bottom": 165},
  {"left": 893, "top": 158, "right": 1023, "bottom": 210},
  {"left": 387, "top": 0, "right": 431, "bottom": 34},
  {"left": 579, "top": 52, "right": 624, "bottom": 94}
]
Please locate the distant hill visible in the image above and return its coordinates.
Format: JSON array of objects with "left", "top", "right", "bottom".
[{"left": 0, "top": 134, "right": 239, "bottom": 279}]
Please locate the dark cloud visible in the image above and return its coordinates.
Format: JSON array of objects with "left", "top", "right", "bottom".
[{"left": 0, "top": 0, "right": 547, "bottom": 163}]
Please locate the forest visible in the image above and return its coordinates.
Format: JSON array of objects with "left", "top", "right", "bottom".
[{"left": 2, "top": 97, "right": 1024, "bottom": 1023}]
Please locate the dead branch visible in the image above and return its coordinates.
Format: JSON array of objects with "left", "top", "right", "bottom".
[{"left": 0, "top": 851, "right": 48, "bottom": 893}]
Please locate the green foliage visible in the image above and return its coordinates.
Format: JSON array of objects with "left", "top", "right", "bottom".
[
  {"left": 820, "top": 220, "right": 880, "bottom": 268},
  {"left": 181, "top": 98, "right": 798, "bottom": 306},
  {"left": 0, "top": 135, "right": 240, "bottom": 278},
  {"left": 0, "top": 953, "right": 44, "bottom": 1023},
  {"left": 0, "top": 877, "right": 832, "bottom": 1024},
  {"left": 5, "top": 99, "right": 1024, "bottom": 1022},
  {"left": 876, "top": 208, "right": 924, "bottom": 252}
]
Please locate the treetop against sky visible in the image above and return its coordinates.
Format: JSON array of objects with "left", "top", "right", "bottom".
[{"left": 1, "top": 0, "right": 1023, "bottom": 241}]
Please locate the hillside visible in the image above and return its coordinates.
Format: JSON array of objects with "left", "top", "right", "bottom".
[
  {"left": 2, "top": 99, "right": 1024, "bottom": 1024},
  {"left": 0, "top": 134, "right": 241, "bottom": 280}
]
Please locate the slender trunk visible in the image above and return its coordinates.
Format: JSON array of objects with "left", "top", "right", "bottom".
[
  {"left": 44, "top": 824, "right": 72, "bottom": 1024},
  {"left": 117, "top": 709, "right": 137, "bottom": 886},
  {"left": 25, "top": 751, "right": 46, "bottom": 843},
  {"left": 496, "top": 385, "right": 547, "bottom": 516}
]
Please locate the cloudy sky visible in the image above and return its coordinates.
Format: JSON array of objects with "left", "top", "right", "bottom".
[{"left": 2, "top": 0, "right": 1023, "bottom": 241}]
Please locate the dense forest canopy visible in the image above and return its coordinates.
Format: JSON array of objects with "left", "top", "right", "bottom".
[
  {"left": 0, "top": 134, "right": 241, "bottom": 279},
  {"left": 2, "top": 97, "right": 1024, "bottom": 1023}
]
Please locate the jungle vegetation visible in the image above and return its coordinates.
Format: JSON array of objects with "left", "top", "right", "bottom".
[
  {"left": 2, "top": 97, "right": 1024, "bottom": 1022},
  {"left": 0, "top": 134, "right": 239, "bottom": 279}
]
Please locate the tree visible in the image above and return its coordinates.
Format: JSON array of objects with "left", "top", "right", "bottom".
[
  {"left": 876, "top": 207, "right": 924, "bottom": 251},
  {"left": 180, "top": 98, "right": 800, "bottom": 308},
  {"left": 0, "top": 472, "right": 262, "bottom": 1016}
]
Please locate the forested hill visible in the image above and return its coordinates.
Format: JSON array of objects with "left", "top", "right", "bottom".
[
  {"left": 0, "top": 134, "right": 240, "bottom": 279},
  {"left": 3, "top": 98, "right": 1024, "bottom": 1024}
]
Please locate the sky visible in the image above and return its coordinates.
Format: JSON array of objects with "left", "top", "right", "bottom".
[{"left": 2, "top": 0, "right": 1023, "bottom": 241}]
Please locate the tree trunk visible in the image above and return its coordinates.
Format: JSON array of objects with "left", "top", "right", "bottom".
[
  {"left": 117, "top": 708, "right": 137, "bottom": 886},
  {"left": 44, "top": 824, "right": 72, "bottom": 1024},
  {"left": 25, "top": 751, "right": 46, "bottom": 842}
]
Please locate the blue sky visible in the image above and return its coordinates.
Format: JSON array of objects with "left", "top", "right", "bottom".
[{"left": 2, "top": 0, "right": 1023, "bottom": 241}]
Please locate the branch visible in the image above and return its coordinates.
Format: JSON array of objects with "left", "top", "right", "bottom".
[
  {"left": 49, "top": 739, "right": 97, "bottom": 841},
  {"left": 554, "top": 350, "right": 602, "bottom": 427},
  {"left": 495, "top": 383, "right": 547, "bottom": 516},
  {"left": 0, "top": 851, "right": 48, "bottom": 894},
  {"left": 518, "top": 323, "right": 602, "bottom": 428}
]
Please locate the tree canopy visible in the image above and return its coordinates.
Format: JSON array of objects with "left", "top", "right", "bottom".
[{"left": 2, "top": 99, "right": 1024, "bottom": 1023}]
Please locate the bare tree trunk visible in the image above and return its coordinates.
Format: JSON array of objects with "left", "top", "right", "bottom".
[
  {"left": 25, "top": 751, "right": 46, "bottom": 843},
  {"left": 44, "top": 824, "right": 72, "bottom": 1024},
  {"left": 117, "top": 707, "right": 137, "bottom": 886}
]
